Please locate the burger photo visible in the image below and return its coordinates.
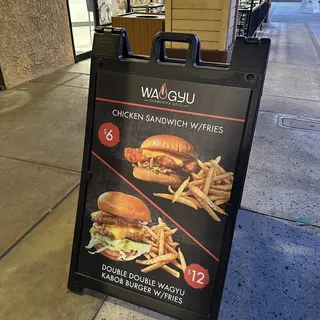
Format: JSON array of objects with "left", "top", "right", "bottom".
[
  {"left": 124, "top": 135, "right": 199, "bottom": 187},
  {"left": 86, "top": 192, "right": 151, "bottom": 261}
]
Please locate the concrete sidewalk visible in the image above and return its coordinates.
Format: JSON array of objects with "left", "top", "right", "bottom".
[{"left": 0, "top": 2, "right": 320, "bottom": 320}]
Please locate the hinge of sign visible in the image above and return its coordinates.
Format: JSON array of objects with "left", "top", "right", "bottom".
[
  {"left": 245, "top": 38, "right": 261, "bottom": 44},
  {"left": 94, "top": 26, "right": 122, "bottom": 35},
  {"left": 94, "top": 26, "right": 105, "bottom": 33}
]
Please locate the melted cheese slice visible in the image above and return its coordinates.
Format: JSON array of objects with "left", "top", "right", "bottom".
[
  {"left": 142, "top": 150, "right": 190, "bottom": 166},
  {"left": 104, "top": 225, "right": 143, "bottom": 240}
]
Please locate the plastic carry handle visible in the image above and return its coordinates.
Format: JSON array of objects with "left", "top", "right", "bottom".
[{"left": 150, "top": 32, "right": 200, "bottom": 66}]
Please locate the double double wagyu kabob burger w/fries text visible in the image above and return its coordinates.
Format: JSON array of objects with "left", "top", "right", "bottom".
[
  {"left": 124, "top": 135, "right": 199, "bottom": 187},
  {"left": 86, "top": 192, "right": 152, "bottom": 261}
]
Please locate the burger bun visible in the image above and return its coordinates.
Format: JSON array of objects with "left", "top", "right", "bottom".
[
  {"left": 97, "top": 192, "right": 151, "bottom": 222},
  {"left": 94, "top": 244, "right": 133, "bottom": 262},
  {"left": 133, "top": 166, "right": 183, "bottom": 187},
  {"left": 141, "top": 135, "right": 198, "bottom": 160}
]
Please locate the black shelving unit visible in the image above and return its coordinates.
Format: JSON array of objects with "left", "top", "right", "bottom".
[
  {"left": 237, "top": 0, "right": 270, "bottom": 37},
  {"left": 128, "top": 0, "right": 164, "bottom": 13}
]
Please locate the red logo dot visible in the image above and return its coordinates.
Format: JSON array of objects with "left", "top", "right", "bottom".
[
  {"left": 98, "top": 123, "right": 120, "bottom": 147},
  {"left": 184, "top": 264, "right": 210, "bottom": 289}
]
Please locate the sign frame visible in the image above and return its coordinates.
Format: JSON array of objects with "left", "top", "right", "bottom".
[{"left": 68, "top": 27, "right": 270, "bottom": 320}]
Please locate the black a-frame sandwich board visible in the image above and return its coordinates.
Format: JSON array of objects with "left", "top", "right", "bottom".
[{"left": 68, "top": 27, "right": 270, "bottom": 320}]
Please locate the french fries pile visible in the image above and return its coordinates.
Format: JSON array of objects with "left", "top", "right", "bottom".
[
  {"left": 153, "top": 157, "right": 233, "bottom": 222},
  {"left": 136, "top": 218, "right": 186, "bottom": 278}
]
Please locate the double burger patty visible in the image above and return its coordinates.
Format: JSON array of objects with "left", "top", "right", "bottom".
[
  {"left": 124, "top": 148, "right": 198, "bottom": 173},
  {"left": 91, "top": 223, "right": 145, "bottom": 242},
  {"left": 90, "top": 224, "right": 115, "bottom": 238},
  {"left": 90, "top": 212, "right": 145, "bottom": 242},
  {"left": 91, "top": 211, "right": 142, "bottom": 228}
]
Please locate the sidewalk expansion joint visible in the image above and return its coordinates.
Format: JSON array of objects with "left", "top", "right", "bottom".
[
  {"left": 62, "top": 83, "right": 89, "bottom": 90},
  {"left": 31, "top": 73, "right": 82, "bottom": 86},
  {"left": 240, "top": 206, "right": 320, "bottom": 229},
  {"left": 91, "top": 295, "right": 108, "bottom": 320},
  {"left": 0, "top": 182, "right": 80, "bottom": 261},
  {"left": 0, "top": 154, "right": 81, "bottom": 174},
  {"left": 263, "top": 93, "right": 320, "bottom": 104}
]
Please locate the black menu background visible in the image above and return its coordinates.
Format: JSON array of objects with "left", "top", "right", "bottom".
[{"left": 76, "top": 71, "right": 251, "bottom": 315}]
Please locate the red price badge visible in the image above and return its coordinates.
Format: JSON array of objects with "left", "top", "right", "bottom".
[
  {"left": 184, "top": 264, "right": 210, "bottom": 289},
  {"left": 98, "top": 123, "right": 120, "bottom": 147}
]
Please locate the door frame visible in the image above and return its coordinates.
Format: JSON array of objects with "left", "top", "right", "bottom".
[
  {"left": 0, "top": 66, "right": 5, "bottom": 91},
  {"left": 66, "top": 1, "right": 132, "bottom": 62},
  {"left": 66, "top": 0, "right": 100, "bottom": 62}
]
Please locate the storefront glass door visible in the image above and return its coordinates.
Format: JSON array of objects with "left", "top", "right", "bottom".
[{"left": 67, "top": 0, "right": 97, "bottom": 60}]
